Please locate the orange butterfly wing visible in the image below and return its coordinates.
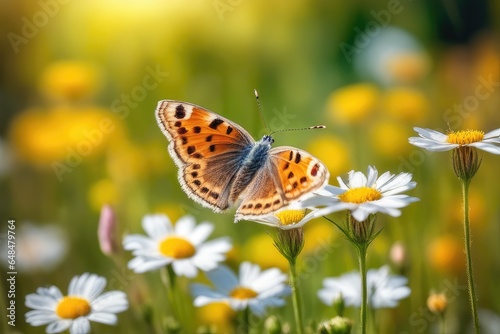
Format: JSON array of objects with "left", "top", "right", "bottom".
[
  {"left": 156, "top": 100, "right": 254, "bottom": 211},
  {"left": 235, "top": 147, "right": 329, "bottom": 220}
]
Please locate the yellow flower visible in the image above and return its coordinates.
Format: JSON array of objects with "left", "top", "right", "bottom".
[
  {"left": 327, "top": 83, "right": 379, "bottom": 124},
  {"left": 427, "top": 235, "right": 465, "bottom": 275},
  {"left": 106, "top": 142, "right": 149, "bottom": 181},
  {"left": 302, "top": 219, "right": 336, "bottom": 255},
  {"left": 88, "top": 179, "right": 119, "bottom": 212},
  {"left": 39, "top": 61, "right": 102, "bottom": 101},
  {"left": 382, "top": 88, "right": 429, "bottom": 123},
  {"left": 243, "top": 233, "right": 288, "bottom": 271},
  {"left": 196, "top": 302, "right": 236, "bottom": 333},
  {"left": 307, "top": 135, "right": 350, "bottom": 177},
  {"left": 369, "top": 120, "right": 412, "bottom": 156},
  {"left": 10, "top": 107, "right": 120, "bottom": 165}
]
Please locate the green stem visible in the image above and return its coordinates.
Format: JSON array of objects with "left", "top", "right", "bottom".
[
  {"left": 289, "top": 259, "right": 304, "bottom": 334},
  {"left": 239, "top": 306, "right": 250, "bottom": 334},
  {"left": 462, "top": 180, "right": 480, "bottom": 333},
  {"left": 439, "top": 313, "right": 446, "bottom": 334},
  {"left": 160, "top": 266, "right": 180, "bottom": 320},
  {"left": 357, "top": 244, "right": 368, "bottom": 334}
]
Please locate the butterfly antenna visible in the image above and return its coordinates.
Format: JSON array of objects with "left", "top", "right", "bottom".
[
  {"left": 254, "top": 89, "right": 270, "bottom": 135},
  {"left": 270, "top": 125, "right": 326, "bottom": 136}
]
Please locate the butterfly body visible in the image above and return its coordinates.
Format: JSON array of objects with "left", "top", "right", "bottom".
[{"left": 156, "top": 100, "right": 329, "bottom": 221}]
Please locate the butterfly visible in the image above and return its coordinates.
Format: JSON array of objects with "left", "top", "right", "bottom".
[{"left": 155, "top": 100, "right": 329, "bottom": 221}]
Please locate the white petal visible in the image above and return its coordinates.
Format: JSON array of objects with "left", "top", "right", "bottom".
[
  {"left": 128, "top": 256, "right": 170, "bottom": 273},
  {"left": 409, "top": 137, "right": 455, "bottom": 151},
  {"left": 46, "top": 320, "right": 72, "bottom": 333},
  {"left": 240, "top": 262, "right": 261, "bottom": 286},
  {"left": 174, "top": 215, "right": 196, "bottom": 236},
  {"left": 469, "top": 142, "right": 500, "bottom": 154},
  {"left": 206, "top": 266, "right": 239, "bottom": 294},
  {"left": 366, "top": 166, "right": 379, "bottom": 187},
  {"left": 484, "top": 128, "right": 500, "bottom": 138},
  {"left": 25, "top": 310, "right": 60, "bottom": 325},
  {"left": 92, "top": 291, "right": 128, "bottom": 313},
  {"left": 69, "top": 273, "right": 89, "bottom": 295},
  {"left": 413, "top": 127, "right": 447, "bottom": 142},
  {"left": 172, "top": 259, "right": 198, "bottom": 278},
  {"left": 348, "top": 171, "right": 368, "bottom": 188},
  {"left": 87, "top": 312, "right": 118, "bottom": 325},
  {"left": 350, "top": 206, "right": 372, "bottom": 222},
  {"left": 250, "top": 268, "right": 287, "bottom": 293},
  {"left": 69, "top": 317, "right": 90, "bottom": 334},
  {"left": 81, "top": 274, "right": 106, "bottom": 301},
  {"left": 142, "top": 215, "right": 172, "bottom": 240},
  {"left": 191, "top": 283, "right": 227, "bottom": 301},
  {"left": 122, "top": 235, "right": 156, "bottom": 251},
  {"left": 188, "top": 222, "right": 214, "bottom": 245},
  {"left": 25, "top": 293, "right": 59, "bottom": 311}
]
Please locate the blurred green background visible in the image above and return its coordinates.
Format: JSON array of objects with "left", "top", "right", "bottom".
[{"left": 1, "top": 0, "right": 499, "bottom": 333}]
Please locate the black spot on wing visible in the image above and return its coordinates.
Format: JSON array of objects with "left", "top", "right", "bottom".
[
  {"left": 175, "top": 105, "right": 186, "bottom": 119},
  {"left": 187, "top": 146, "right": 196, "bottom": 154},
  {"left": 226, "top": 126, "right": 233, "bottom": 135},
  {"left": 205, "top": 135, "right": 213, "bottom": 142},
  {"left": 295, "top": 152, "right": 301, "bottom": 164},
  {"left": 209, "top": 118, "right": 224, "bottom": 130},
  {"left": 193, "top": 126, "right": 201, "bottom": 133}
]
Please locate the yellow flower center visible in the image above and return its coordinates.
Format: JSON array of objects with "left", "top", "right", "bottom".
[
  {"left": 275, "top": 210, "right": 306, "bottom": 226},
  {"left": 229, "top": 286, "right": 258, "bottom": 300},
  {"left": 446, "top": 130, "right": 484, "bottom": 145},
  {"left": 55, "top": 296, "right": 91, "bottom": 319},
  {"left": 338, "top": 187, "right": 382, "bottom": 204},
  {"left": 158, "top": 236, "right": 196, "bottom": 259}
]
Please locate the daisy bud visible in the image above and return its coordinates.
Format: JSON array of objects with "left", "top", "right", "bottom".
[
  {"left": 264, "top": 315, "right": 282, "bottom": 334},
  {"left": 318, "top": 316, "right": 353, "bottom": 334},
  {"left": 427, "top": 292, "right": 447, "bottom": 315},
  {"left": 452, "top": 146, "right": 481, "bottom": 182},
  {"left": 98, "top": 204, "right": 119, "bottom": 256},
  {"left": 347, "top": 213, "right": 377, "bottom": 246},
  {"left": 270, "top": 226, "right": 305, "bottom": 264}
]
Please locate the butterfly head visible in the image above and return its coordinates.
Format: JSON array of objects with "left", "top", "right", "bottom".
[{"left": 261, "top": 135, "right": 274, "bottom": 146}]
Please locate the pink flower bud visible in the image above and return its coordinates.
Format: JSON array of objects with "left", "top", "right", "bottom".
[{"left": 98, "top": 204, "right": 118, "bottom": 256}]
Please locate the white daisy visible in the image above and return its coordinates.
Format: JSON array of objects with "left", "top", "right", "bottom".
[
  {"left": 409, "top": 127, "right": 500, "bottom": 154},
  {"left": 191, "top": 262, "right": 291, "bottom": 316},
  {"left": 248, "top": 202, "right": 331, "bottom": 230},
  {"left": 1, "top": 222, "right": 68, "bottom": 273},
  {"left": 298, "top": 166, "right": 419, "bottom": 222},
  {"left": 25, "top": 273, "right": 128, "bottom": 334},
  {"left": 123, "top": 214, "right": 232, "bottom": 278},
  {"left": 318, "top": 265, "right": 410, "bottom": 308}
]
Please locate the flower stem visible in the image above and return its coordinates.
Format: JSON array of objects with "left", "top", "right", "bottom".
[
  {"left": 160, "top": 266, "right": 180, "bottom": 321},
  {"left": 462, "top": 180, "right": 480, "bottom": 333},
  {"left": 357, "top": 244, "right": 368, "bottom": 334},
  {"left": 239, "top": 306, "right": 250, "bottom": 334},
  {"left": 289, "top": 259, "right": 304, "bottom": 334}
]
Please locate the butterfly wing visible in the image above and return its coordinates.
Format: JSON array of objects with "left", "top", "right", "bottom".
[
  {"left": 235, "top": 146, "right": 329, "bottom": 220},
  {"left": 156, "top": 100, "right": 255, "bottom": 212}
]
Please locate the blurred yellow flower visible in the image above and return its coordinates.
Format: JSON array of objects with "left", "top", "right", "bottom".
[
  {"left": 427, "top": 234, "right": 465, "bottom": 275},
  {"left": 39, "top": 61, "right": 102, "bottom": 101},
  {"left": 448, "top": 190, "right": 486, "bottom": 232},
  {"left": 243, "top": 233, "right": 288, "bottom": 271},
  {"left": 307, "top": 134, "right": 350, "bottom": 177},
  {"left": 10, "top": 107, "right": 120, "bottom": 166},
  {"left": 386, "top": 52, "right": 430, "bottom": 84},
  {"left": 196, "top": 302, "right": 236, "bottom": 333},
  {"left": 369, "top": 120, "right": 412, "bottom": 156},
  {"left": 302, "top": 219, "right": 336, "bottom": 255},
  {"left": 106, "top": 142, "right": 149, "bottom": 181},
  {"left": 88, "top": 179, "right": 118, "bottom": 212},
  {"left": 382, "top": 88, "right": 429, "bottom": 123},
  {"left": 327, "top": 83, "right": 379, "bottom": 124}
]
